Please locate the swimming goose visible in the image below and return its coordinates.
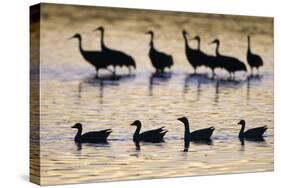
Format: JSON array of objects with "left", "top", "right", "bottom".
[
  {"left": 131, "top": 120, "right": 168, "bottom": 143},
  {"left": 71, "top": 123, "right": 112, "bottom": 143},
  {"left": 177, "top": 117, "right": 215, "bottom": 141},
  {"left": 238, "top": 120, "right": 267, "bottom": 140}
]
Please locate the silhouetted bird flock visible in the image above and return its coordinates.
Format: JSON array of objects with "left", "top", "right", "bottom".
[
  {"left": 70, "top": 27, "right": 263, "bottom": 80},
  {"left": 69, "top": 27, "right": 267, "bottom": 152},
  {"left": 72, "top": 117, "right": 267, "bottom": 152}
]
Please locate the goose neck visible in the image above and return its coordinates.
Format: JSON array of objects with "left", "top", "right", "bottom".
[
  {"left": 183, "top": 121, "right": 191, "bottom": 141},
  {"left": 239, "top": 124, "right": 245, "bottom": 138},
  {"left": 75, "top": 128, "right": 82, "bottom": 142},
  {"left": 133, "top": 125, "right": 141, "bottom": 141}
]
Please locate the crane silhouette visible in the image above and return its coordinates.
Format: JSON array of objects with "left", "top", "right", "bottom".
[
  {"left": 93, "top": 26, "right": 136, "bottom": 75},
  {"left": 210, "top": 39, "right": 247, "bottom": 80},
  {"left": 247, "top": 35, "right": 263, "bottom": 76},
  {"left": 69, "top": 33, "right": 112, "bottom": 78},
  {"left": 145, "top": 31, "right": 173, "bottom": 73},
  {"left": 191, "top": 36, "right": 219, "bottom": 78},
  {"left": 182, "top": 30, "right": 205, "bottom": 74}
]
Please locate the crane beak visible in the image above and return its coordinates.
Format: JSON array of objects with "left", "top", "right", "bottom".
[{"left": 67, "top": 36, "right": 74, "bottom": 40}]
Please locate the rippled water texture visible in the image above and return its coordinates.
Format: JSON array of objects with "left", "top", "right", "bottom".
[{"left": 32, "top": 3, "right": 273, "bottom": 185}]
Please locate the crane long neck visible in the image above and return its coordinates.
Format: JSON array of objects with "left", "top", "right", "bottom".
[
  {"left": 77, "top": 36, "right": 84, "bottom": 54},
  {"left": 215, "top": 42, "right": 220, "bottom": 56},
  {"left": 100, "top": 30, "right": 106, "bottom": 49},
  {"left": 247, "top": 37, "right": 251, "bottom": 53},
  {"left": 183, "top": 34, "right": 189, "bottom": 50},
  {"left": 197, "top": 39, "right": 200, "bottom": 50},
  {"left": 149, "top": 33, "right": 154, "bottom": 47}
]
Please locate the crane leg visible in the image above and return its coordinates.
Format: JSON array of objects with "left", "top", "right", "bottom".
[
  {"left": 95, "top": 69, "right": 99, "bottom": 78},
  {"left": 212, "top": 69, "right": 215, "bottom": 79}
]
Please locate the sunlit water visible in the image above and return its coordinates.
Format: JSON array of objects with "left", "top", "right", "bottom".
[{"left": 32, "top": 4, "right": 273, "bottom": 185}]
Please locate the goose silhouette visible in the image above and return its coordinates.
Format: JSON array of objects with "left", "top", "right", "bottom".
[
  {"left": 210, "top": 39, "right": 247, "bottom": 80},
  {"left": 71, "top": 123, "right": 112, "bottom": 143},
  {"left": 182, "top": 30, "right": 204, "bottom": 74},
  {"left": 191, "top": 35, "right": 219, "bottom": 78},
  {"left": 69, "top": 33, "right": 112, "bottom": 77},
  {"left": 131, "top": 120, "right": 168, "bottom": 143},
  {"left": 93, "top": 26, "right": 136, "bottom": 75},
  {"left": 145, "top": 31, "right": 173, "bottom": 73},
  {"left": 247, "top": 36, "right": 263, "bottom": 75},
  {"left": 177, "top": 117, "right": 215, "bottom": 141},
  {"left": 238, "top": 120, "right": 267, "bottom": 140}
]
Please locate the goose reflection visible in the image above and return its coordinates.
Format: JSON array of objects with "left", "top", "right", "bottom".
[
  {"left": 134, "top": 141, "right": 141, "bottom": 151},
  {"left": 149, "top": 72, "right": 172, "bottom": 96}
]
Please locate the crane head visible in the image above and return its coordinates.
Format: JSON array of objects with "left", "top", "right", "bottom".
[
  {"left": 68, "top": 33, "right": 81, "bottom": 40},
  {"left": 93, "top": 26, "right": 104, "bottom": 32},
  {"left": 182, "top": 30, "right": 189, "bottom": 36},
  {"left": 145, "top": 30, "right": 153, "bottom": 36},
  {"left": 191, "top": 35, "right": 200, "bottom": 41},
  {"left": 209, "top": 39, "right": 219, "bottom": 45}
]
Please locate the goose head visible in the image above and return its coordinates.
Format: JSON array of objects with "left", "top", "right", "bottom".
[
  {"left": 93, "top": 26, "right": 104, "bottom": 32},
  {"left": 69, "top": 33, "right": 81, "bottom": 40},
  {"left": 177, "top": 117, "right": 189, "bottom": 126},
  {"left": 71, "top": 123, "right": 82, "bottom": 129},
  {"left": 130, "top": 120, "right": 142, "bottom": 127},
  {"left": 238, "top": 119, "right": 245, "bottom": 126},
  {"left": 191, "top": 35, "right": 200, "bottom": 42}
]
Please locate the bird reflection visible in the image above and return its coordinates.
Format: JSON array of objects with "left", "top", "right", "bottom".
[
  {"left": 75, "top": 142, "right": 82, "bottom": 151},
  {"left": 134, "top": 141, "right": 141, "bottom": 151},
  {"left": 214, "top": 80, "right": 220, "bottom": 103},
  {"left": 184, "top": 141, "right": 190, "bottom": 152},
  {"left": 149, "top": 72, "right": 172, "bottom": 96},
  {"left": 246, "top": 75, "right": 263, "bottom": 100}
]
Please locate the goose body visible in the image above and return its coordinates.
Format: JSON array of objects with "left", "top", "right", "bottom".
[
  {"left": 146, "top": 31, "right": 173, "bottom": 73},
  {"left": 69, "top": 33, "right": 111, "bottom": 77},
  {"left": 94, "top": 27, "right": 136, "bottom": 75},
  {"left": 178, "top": 117, "right": 215, "bottom": 141},
  {"left": 238, "top": 120, "right": 267, "bottom": 140},
  {"left": 71, "top": 123, "right": 112, "bottom": 143},
  {"left": 210, "top": 39, "right": 247, "bottom": 79},
  {"left": 131, "top": 120, "right": 168, "bottom": 143},
  {"left": 247, "top": 36, "right": 263, "bottom": 75}
]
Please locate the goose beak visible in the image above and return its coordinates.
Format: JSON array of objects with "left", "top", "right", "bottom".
[{"left": 130, "top": 122, "right": 135, "bottom": 126}]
